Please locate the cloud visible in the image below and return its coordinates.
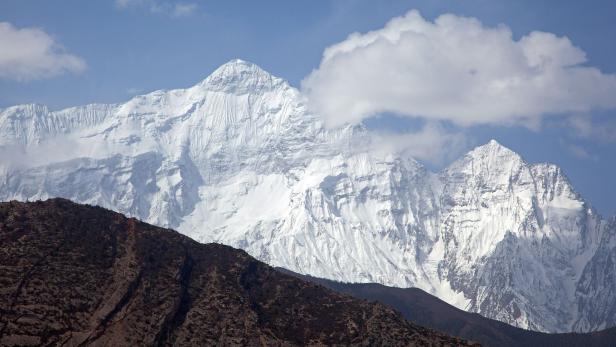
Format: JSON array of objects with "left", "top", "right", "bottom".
[
  {"left": 369, "top": 122, "right": 467, "bottom": 165},
  {"left": 126, "top": 87, "right": 143, "bottom": 95},
  {"left": 567, "top": 115, "right": 616, "bottom": 143},
  {"left": 116, "top": 0, "right": 197, "bottom": 17},
  {"left": 566, "top": 142, "right": 597, "bottom": 160},
  {"left": 0, "top": 22, "right": 86, "bottom": 81},
  {"left": 115, "top": 0, "right": 140, "bottom": 7},
  {"left": 169, "top": 3, "right": 197, "bottom": 17},
  {"left": 0, "top": 136, "right": 86, "bottom": 169},
  {"left": 302, "top": 10, "right": 616, "bottom": 128}
]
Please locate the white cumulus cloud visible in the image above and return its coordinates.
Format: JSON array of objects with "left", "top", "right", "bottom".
[
  {"left": 0, "top": 22, "right": 86, "bottom": 81},
  {"left": 302, "top": 10, "right": 616, "bottom": 128}
]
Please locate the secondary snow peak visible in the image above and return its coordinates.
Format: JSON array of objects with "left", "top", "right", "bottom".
[{"left": 469, "top": 139, "right": 518, "bottom": 158}]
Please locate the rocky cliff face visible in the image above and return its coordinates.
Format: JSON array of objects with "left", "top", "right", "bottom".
[
  {"left": 575, "top": 217, "right": 616, "bottom": 332},
  {"left": 0, "top": 199, "right": 473, "bottom": 346},
  {"left": 0, "top": 59, "right": 613, "bottom": 332}
]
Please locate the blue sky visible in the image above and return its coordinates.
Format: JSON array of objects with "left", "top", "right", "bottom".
[{"left": 1, "top": 0, "right": 615, "bottom": 216}]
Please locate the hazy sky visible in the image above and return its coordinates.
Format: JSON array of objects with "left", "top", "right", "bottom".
[{"left": 1, "top": 0, "right": 615, "bottom": 216}]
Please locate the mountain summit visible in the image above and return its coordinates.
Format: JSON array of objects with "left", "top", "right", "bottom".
[
  {"left": 465, "top": 139, "right": 521, "bottom": 160},
  {"left": 200, "top": 59, "right": 286, "bottom": 93},
  {"left": 0, "top": 60, "right": 614, "bottom": 333}
]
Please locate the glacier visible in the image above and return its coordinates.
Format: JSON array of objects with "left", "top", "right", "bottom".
[{"left": 1, "top": 59, "right": 615, "bottom": 333}]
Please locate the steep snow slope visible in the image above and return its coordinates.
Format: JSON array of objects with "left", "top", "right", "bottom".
[
  {"left": 0, "top": 59, "right": 613, "bottom": 333},
  {"left": 437, "top": 142, "right": 604, "bottom": 331}
]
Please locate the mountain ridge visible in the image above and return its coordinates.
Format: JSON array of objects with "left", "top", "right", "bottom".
[
  {"left": 0, "top": 59, "right": 614, "bottom": 333},
  {"left": 280, "top": 268, "right": 616, "bottom": 347},
  {"left": 0, "top": 198, "right": 475, "bottom": 346}
]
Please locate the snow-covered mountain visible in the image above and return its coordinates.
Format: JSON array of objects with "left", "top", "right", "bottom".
[{"left": 1, "top": 59, "right": 614, "bottom": 333}]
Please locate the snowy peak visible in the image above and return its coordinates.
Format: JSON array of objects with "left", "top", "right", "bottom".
[
  {"left": 199, "top": 59, "right": 286, "bottom": 93},
  {"left": 443, "top": 139, "right": 527, "bottom": 188},
  {"left": 464, "top": 139, "right": 522, "bottom": 163},
  {"left": 1, "top": 60, "right": 615, "bottom": 334},
  {"left": 113, "top": 60, "right": 290, "bottom": 121},
  {"left": 120, "top": 60, "right": 285, "bottom": 112},
  {"left": 0, "top": 60, "right": 304, "bottom": 158}
]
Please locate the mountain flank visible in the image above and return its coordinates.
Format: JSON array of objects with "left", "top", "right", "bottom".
[
  {"left": 281, "top": 270, "right": 616, "bottom": 347},
  {"left": 3, "top": 60, "right": 615, "bottom": 332},
  {"left": 0, "top": 198, "right": 476, "bottom": 346}
]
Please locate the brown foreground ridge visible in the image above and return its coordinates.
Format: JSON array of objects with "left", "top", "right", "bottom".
[
  {"left": 281, "top": 270, "right": 616, "bottom": 347},
  {"left": 0, "top": 198, "right": 478, "bottom": 346}
]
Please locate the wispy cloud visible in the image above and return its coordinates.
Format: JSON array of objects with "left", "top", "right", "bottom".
[
  {"left": 126, "top": 87, "right": 143, "bottom": 95},
  {"left": 168, "top": 3, "right": 197, "bottom": 17},
  {"left": 567, "top": 115, "right": 616, "bottom": 143},
  {"left": 303, "top": 10, "right": 616, "bottom": 129},
  {"left": 0, "top": 22, "right": 85, "bottom": 81},
  {"left": 369, "top": 122, "right": 468, "bottom": 166},
  {"left": 566, "top": 142, "right": 598, "bottom": 160},
  {"left": 115, "top": 0, "right": 198, "bottom": 18}
]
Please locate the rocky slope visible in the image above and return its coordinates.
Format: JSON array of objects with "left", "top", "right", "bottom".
[
  {"left": 283, "top": 270, "right": 616, "bottom": 347},
  {"left": 0, "top": 59, "right": 614, "bottom": 332},
  {"left": 0, "top": 199, "right": 474, "bottom": 346}
]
